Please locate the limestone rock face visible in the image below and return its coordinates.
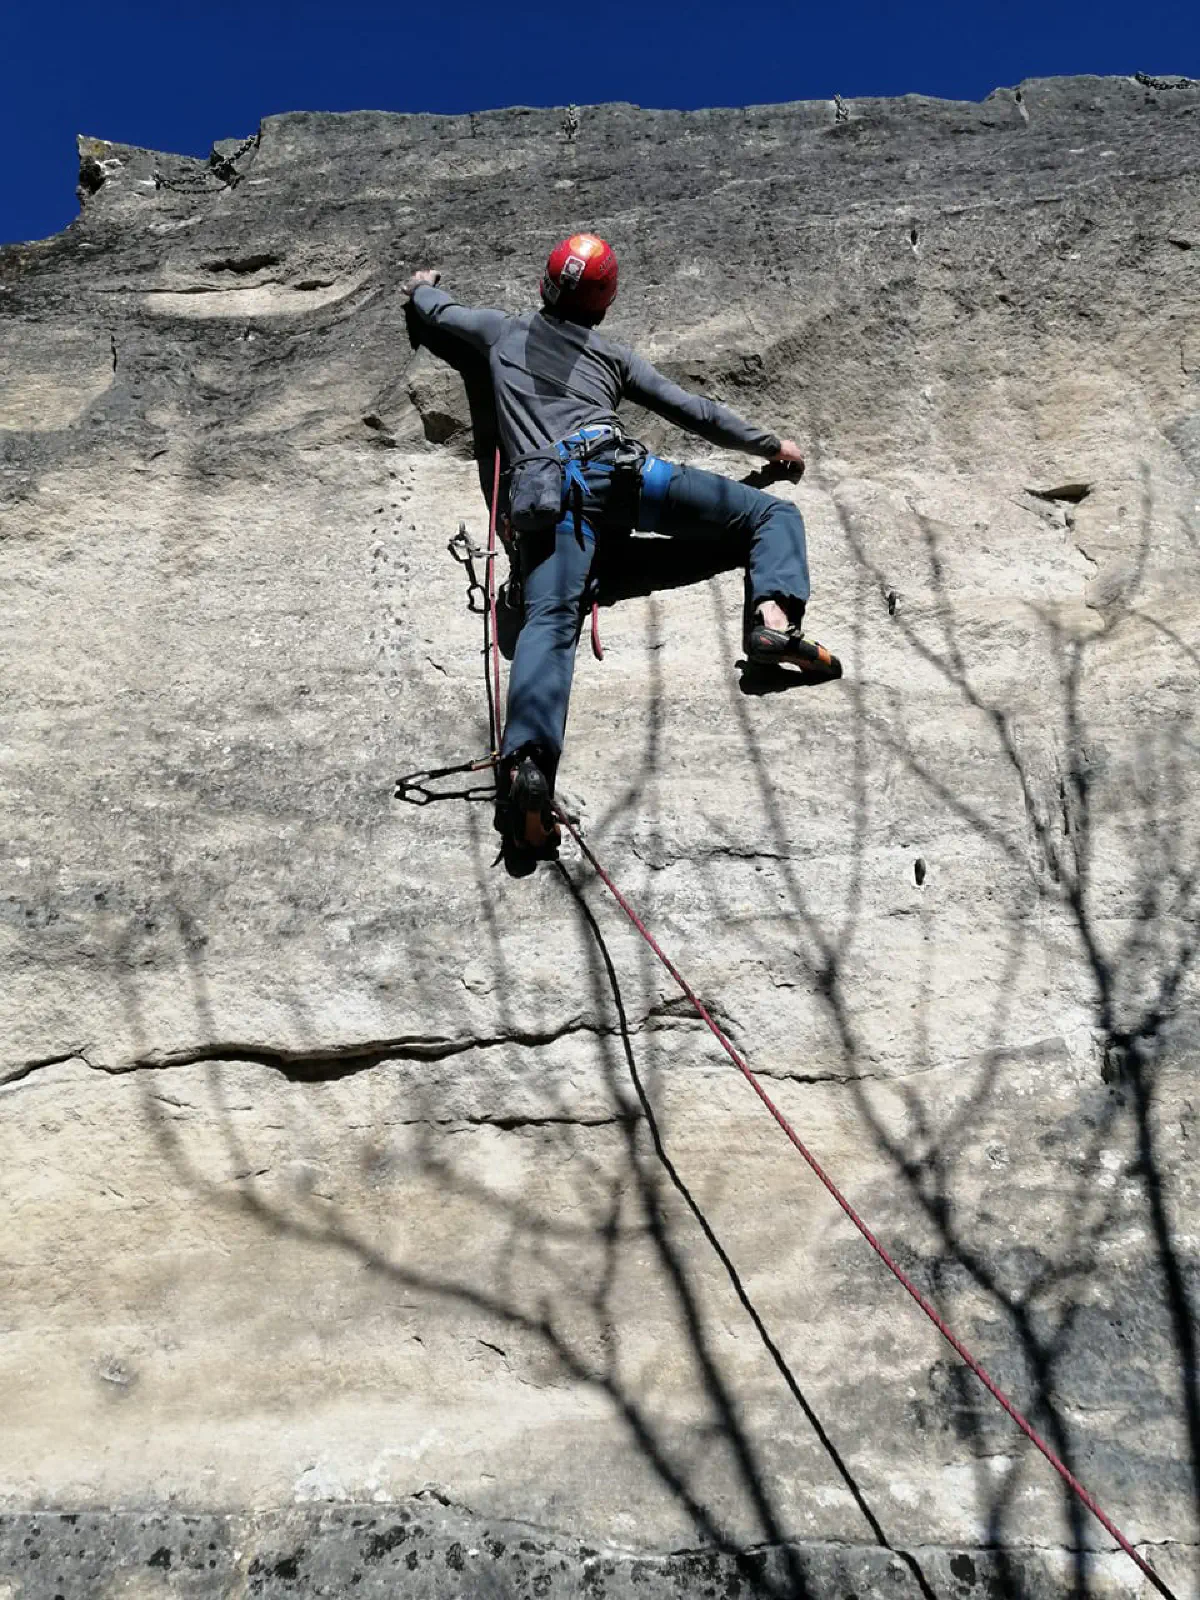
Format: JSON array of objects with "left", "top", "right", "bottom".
[{"left": 2, "top": 80, "right": 1199, "bottom": 1598}]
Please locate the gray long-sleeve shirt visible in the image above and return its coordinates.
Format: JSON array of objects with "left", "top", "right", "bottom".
[{"left": 410, "top": 284, "right": 780, "bottom": 464}]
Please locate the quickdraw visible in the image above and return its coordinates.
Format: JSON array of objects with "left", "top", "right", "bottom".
[
  {"left": 393, "top": 753, "right": 496, "bottom": 807},
  {"left": 447, "top": 522, "right": 492, "bottom": 617}
]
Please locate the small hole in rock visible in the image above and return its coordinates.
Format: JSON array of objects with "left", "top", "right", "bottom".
[
  {"left": 887, "top": 589, "right": 898, "bottom": 616},
  {"left": 914, "top": 857, "right": 927, "bottom": 887},
  {"left": 203, "top": 253, "right": 280, "bottom": 276},
  {"left": 909, "top": 227, "right": 919, "bottom": 246},
  {"left": 1027, "top": 482, "right": 1091, "bottom": 505}
]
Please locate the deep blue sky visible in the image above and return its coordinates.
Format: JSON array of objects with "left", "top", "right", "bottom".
[{"left": 3, "top": 0, "right": 1197, "bottom": 245}]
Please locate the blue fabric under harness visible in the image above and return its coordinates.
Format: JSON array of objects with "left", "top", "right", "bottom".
[
  {"left": 637, "top": 454, "right": 674, "bottom": 531},
  {"left": 551, "top": 427, "right": 675, "bottom": 540}
]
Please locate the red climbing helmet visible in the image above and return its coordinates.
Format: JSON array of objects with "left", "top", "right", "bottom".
[{"left": 541, "top": 233, "right": 619, "bottom": 318}]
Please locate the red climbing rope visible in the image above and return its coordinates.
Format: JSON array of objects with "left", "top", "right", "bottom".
[
  {"left": 479, "top": 446, "right": 1172, "bottom": 1597},
  {"left": 557, "top": 817, "right": 1174, "bottom": 1596}
]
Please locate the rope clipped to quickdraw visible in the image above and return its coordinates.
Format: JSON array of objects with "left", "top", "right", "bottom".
[
  {"left": 394, "top": 457, "right": 508, "bottom": 807},
  {"left": 448, "top": 522, "right": 490, "bottom": 616},
  {"left": 445, "top": 454, "right": 505, "bottom": 764},
  {"left": 468, "top": 447, "right": 1174, "bottom": 1600}
]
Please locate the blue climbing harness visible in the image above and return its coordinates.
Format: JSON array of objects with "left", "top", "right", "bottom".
[{"left": 553, "top": 425, "right": 674, "bottom": 539}]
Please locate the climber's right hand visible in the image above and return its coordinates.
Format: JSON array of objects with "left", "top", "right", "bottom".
[{"left": 772, "top": 439, "right": 806, "bottom": 476}]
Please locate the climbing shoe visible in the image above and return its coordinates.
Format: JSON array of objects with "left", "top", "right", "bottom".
[
  {"left": 746, "top": 618, "right": 842, "bottom": 682},
  {"left": 495, "top": 753, "right": 561, "bottom": 874}
]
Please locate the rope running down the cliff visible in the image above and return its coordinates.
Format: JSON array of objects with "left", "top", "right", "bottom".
[{"left": 478, "top": 444, "right": 1175, "bottom": 1598}]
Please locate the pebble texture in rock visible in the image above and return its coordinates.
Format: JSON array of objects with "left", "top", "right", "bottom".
[{"left": 1, "top": 78, "right": 1198, "bottom": 1599}]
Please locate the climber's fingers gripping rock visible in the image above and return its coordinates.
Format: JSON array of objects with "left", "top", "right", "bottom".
[
  {"left": 402, "top": 268, "right": 441, "bottom": 298},
  {"left": 772, "top": 438, "right": 806, "bottom": 478}
]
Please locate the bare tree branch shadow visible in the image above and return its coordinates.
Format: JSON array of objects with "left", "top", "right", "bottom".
[
  {"left": 118, "top": 895, "right": 810, "bottom": 1596},
  {"left": 821, "top": 473, "right": 1199, "bottom": 1596},
  {"left": 557, "top": 861, "right": 941, "bottom": 1599},
  {"left": 88, "top": 421, "right": 1196, "bottom": 1600},
  {"left": 105, "top": 462, "right": 960, "bottom": 1597}
]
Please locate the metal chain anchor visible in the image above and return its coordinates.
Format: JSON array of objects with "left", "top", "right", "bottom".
[{"left": 154, "top": 132, "right": 260, "bottom": 195}]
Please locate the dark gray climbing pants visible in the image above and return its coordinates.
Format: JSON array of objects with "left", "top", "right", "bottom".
[{"left": 500, "top": 458, "right": 810, "bottom": 772}]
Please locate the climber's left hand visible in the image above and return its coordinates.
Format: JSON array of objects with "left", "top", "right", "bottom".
[{"left": 402, "top": 269, "right": 441, "bottom": 297}]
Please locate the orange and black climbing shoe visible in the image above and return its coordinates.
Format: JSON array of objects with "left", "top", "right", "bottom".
[
  {"left": 495, "top": 753, "right": 561, "bottom": 877},
  {"left": 747, "top": 618, "right": 842, "bottom": 682}
]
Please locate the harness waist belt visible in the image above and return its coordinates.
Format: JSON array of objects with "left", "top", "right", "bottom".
[{"left": 556, "top": 424, "right": 622, "bottom": 463}]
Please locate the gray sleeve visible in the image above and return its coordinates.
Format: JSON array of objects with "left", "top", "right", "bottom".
[
  {"left": 410, "top": 285, "right": 508, "bottom": 353},
  {"left": 622, "top": 349, "right": 781, "bottom": 457}
]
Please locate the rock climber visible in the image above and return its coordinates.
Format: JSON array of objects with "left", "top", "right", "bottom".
[{"left": 403, "top": 233, "right": 840, "bottom": 875}]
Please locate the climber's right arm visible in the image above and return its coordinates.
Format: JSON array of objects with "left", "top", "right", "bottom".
[
  {"left": 622, "top": 349, "right": 782, "bottom": 458},
  {"left": 405, "top": 275, "right": 507, "bottom": 354}
]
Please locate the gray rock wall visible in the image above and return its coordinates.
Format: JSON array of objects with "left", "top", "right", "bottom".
[{"left": 1, "top": 77, "right": 1198, "bottom": 1598}]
